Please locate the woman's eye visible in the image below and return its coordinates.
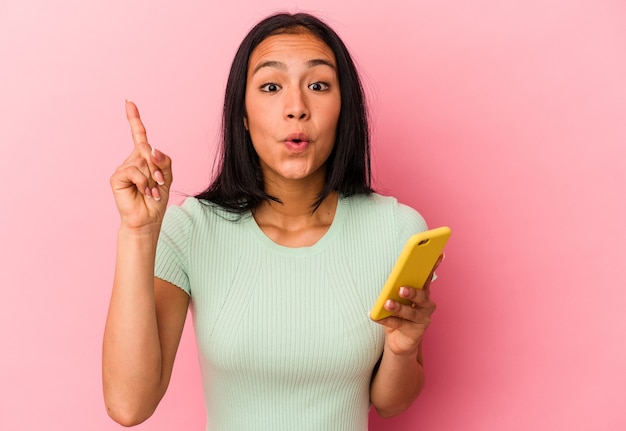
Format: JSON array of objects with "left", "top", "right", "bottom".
[
  {"left": 260, "top": 83, "right": 281, "bottom": 92},
  {"left": 309, "top": 82, "right": 329, "bottom": 91}
]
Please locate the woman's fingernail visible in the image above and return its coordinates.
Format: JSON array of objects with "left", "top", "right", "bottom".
[
  {"left": 154, "top": 170, "right": 165, "bottom": 186},
  {"left": 151, "top": 147, "right": 164, "bottom": 162},
  {"left": 152, "top": 187, "right": 161, "bottom": 201},
  {"left": 385, "top": 300, "right": 396, "bottom": 310},
  {"left": 400, "top": 286, "right": 409, "bottom": 297},
  {"left": 144, "top": 186, "right": 152, "bottom": 198}
]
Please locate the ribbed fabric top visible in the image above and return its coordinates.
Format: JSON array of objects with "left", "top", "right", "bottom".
[{"left": 155, "top": 193, "right": 427, "bottom": 431}]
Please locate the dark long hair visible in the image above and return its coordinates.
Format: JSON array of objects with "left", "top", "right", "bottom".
[{"left": 195, "top": 12, "right": 372, "bottom": 212}]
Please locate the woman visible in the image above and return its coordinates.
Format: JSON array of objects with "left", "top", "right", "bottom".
[{"left": 104, "top": 12, "right": 439, "bottom": 430}]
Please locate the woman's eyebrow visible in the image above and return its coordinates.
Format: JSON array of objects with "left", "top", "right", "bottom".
[
  {"left": 252, "top": 58, "right": 337, "bottom": 75},
  {"left": 252, "top": 60, "right": 286, "bottom": 75},
  {"left": 306, "top": 58, "right": 337, "bottom": 70}
]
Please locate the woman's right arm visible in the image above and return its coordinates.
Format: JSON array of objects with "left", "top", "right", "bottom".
[{"left": 102, "top": 101, "right": 189, "bottom": 426}]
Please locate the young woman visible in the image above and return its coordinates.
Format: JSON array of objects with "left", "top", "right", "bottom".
[{"left": 104, "top": 12, "right": 439, "bottom": 430}]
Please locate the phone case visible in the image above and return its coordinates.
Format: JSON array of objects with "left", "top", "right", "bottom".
[{"left": 370, "top": 226, "right": 451, "bottom": 321}]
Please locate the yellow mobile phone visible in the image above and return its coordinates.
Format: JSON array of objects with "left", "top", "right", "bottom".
[{"left": 370, "top": 226, "right": 451, "bottom": 321}]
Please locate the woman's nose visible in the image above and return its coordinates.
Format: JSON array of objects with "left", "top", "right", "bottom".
[{"left": 284, "top": 88, "right": 309, "bottom": 120}]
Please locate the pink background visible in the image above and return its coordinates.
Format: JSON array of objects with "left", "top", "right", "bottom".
[{"left": 1, "top": 0, "right": 625, "bottom": 429}]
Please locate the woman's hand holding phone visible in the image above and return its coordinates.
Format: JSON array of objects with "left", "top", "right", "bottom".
[
  {"left": 370, "top": 227, "right": 450, "bottom": 356},
  {"left": 374, "top": 255, "right": 442, "bottom": 357}
]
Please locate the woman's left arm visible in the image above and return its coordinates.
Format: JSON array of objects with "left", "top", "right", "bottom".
[{"left": 369, "top": 259, "right": 440, "bottom": 417}]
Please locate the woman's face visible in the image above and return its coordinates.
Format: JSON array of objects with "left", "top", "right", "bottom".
[{"left": 245, "top": 31, "right": 341, "bottom": 187}]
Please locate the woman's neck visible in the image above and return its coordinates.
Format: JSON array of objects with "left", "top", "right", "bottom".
[{"left": 252, "top": 180, "right": 338, "bottom": 247}]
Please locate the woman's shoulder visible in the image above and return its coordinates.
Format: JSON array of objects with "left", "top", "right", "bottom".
[
  {"left": 160, "top": 197, "right": 248, "bottom": 239},
  {"left": 166, "top": 196, "right": 246, "bottom": 221},
  {"left": 344, "top": 193, "right": 424, "bottom": 219},
  {"left": 342, "top": 193, "right": 428, "bottom": 237}
]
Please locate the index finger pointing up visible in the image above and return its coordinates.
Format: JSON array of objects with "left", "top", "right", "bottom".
[{"left": 125, "top": 100, "right": 149, "bottom": 148}]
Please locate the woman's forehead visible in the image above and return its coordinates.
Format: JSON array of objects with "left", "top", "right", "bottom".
[{"left": 248, "top": 32, "right": 336, "bottom": 71}]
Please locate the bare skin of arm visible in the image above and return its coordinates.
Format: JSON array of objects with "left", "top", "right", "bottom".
[
  {"left": 370, "top": 261, "right": 440, "bottom": 417},
  {"left": 103, "top": 238, "right": 188, "bottom": 425},
  {"left": 102, "top": 101, "right": 188, "bottom": 426}
]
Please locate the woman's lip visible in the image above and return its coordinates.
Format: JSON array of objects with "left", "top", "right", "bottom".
[
  {"left": 284, "top": 140, "right": 309, "bottom": 153},
  {"left": 282, "top": 132, "right": 310, "bottom": 152},
  {"left": 284, "top": 132, "right": 310, "bottom": 142}
]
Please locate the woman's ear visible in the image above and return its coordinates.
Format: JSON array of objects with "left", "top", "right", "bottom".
[{"left": 243, "top": 116, "right": 249, "bottom": 131}]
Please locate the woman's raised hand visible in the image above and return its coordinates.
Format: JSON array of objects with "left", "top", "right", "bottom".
[{"left": 110, "top": 101, "right": 173, "bottom": 231}]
